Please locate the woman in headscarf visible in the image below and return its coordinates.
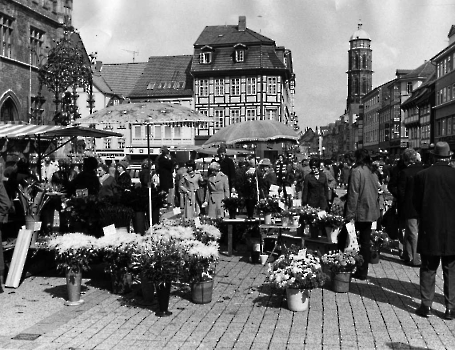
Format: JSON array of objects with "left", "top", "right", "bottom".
[
  {"left": 203, "top": 162, "right": 229, "bottom": 218},
  {"left": 98, "top": 163, "right": 116, "bottom": 198}
]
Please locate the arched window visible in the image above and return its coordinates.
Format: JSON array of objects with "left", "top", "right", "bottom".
[
  {"left": 362, "top": 78, "right": 368, "bottom": 94},
  {"left": 0, "top": 97, "right": 19, "bottom": 122},
  {"left": 353, "top": 77, "right": 359, "bottom": 95},
  {"left": 363, "top": 54, "right": 368, "bottom": 69}
]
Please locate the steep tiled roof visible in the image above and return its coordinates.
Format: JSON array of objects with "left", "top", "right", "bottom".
[
  {"left": 401, "top": 71, "right": 436, "bottom": 109},
  {"left": 99, "top": 62, "right": 148, "bottom": 97},
  {"left": 194, "top": 25, "right": 274, "bottom": 46},
  {"left": 402, "top": 60, "right": 435, "bottom": 80},
  {"left": 129, "top": 55, "right": 193, "bottom": 98},
  {"left": 92, "top": 74, "right": 114, "bottom": 95},
  {"left": 191, "top": 44, "right": 287, "bottom": 74}
]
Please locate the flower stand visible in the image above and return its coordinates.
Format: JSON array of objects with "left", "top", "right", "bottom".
[
  {"left": 332, "top": 271, "right": 351, "bottom": 293},
  {"left": 111, "top": 271, "right": 133, "bottom": 294},
  {"left": 156, "top": 282, "right": 172, "bottom": 317},
  {"left": 191, "top": 279, "right": 214, "bottom": 304},
  {"left": 65, "top": 270, "right": 84, "bottom": 306},
  {"left": 286, "top": 288, "right": 309, "bottom": 312},
  {"left": 370, "top": 249, "right": 380, "bottom": 264}
]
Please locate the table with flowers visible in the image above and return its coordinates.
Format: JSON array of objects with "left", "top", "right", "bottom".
[
  {"left": 222, "top": 217, "right": 260, "bottom": 256},
  {"left": 259, "top": 222, "right": 302, "bottom": 258}
]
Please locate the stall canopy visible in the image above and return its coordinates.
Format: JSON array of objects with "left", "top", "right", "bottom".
[
  {"left": 0, "top": 124, "right": 122, "bottom": 139},
  {"left": 0, "top": 124, "right": 62, "bottom": 138}
]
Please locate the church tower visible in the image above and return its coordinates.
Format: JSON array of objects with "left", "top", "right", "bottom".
[{"left": 346, "top": 21, "right": 373, "bottom": 114}]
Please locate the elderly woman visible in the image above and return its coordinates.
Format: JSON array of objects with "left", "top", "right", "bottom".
[
  {"left": 98, "top": 163, "right": 116, "bottom": 198},
  {"left": 301, "top": 158, "right": 329, "bottom": 211},
  {"left": 203, "top": 162, "right": 230, "bottom": 218},
  {"left": 179, "top": 160, "right": 204, "bottom": 219}
]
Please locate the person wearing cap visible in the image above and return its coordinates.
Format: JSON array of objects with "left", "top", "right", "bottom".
[
  {"left": 179, "top": 160, "right": 204, "bottom": 219},
  {"left": 413, "top": 141, "right": 455, "bottom": 320},
  {"left": 217, "top": 145, "right": 236, "bottom": 193},
  {"left": 203, "top": 162, "right": 229, "bottom": 218},
  {"left": 158, "top": 146, "right": 175, "bottom": 205},
  {"left": 116, "top": 160, "right": 132, "bottom": 192},
  {"left": 258, "top": 158, "right": 277, "bottom": 198},
  {"left": 68, "top": 157, "right": 100, "bottom": 197}
]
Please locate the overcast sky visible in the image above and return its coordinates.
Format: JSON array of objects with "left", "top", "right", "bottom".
[{"left": 72, "top": 0, "right": 455, "bottom": 131}]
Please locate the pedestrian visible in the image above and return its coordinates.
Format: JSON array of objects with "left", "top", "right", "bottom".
[
  {"left": 301, "top": 158, "right": 329, "bottom": 211},
  {"left": 68, "top": 157, "right": 100, "bottom": 197},
  {"left": 116, "top": 160, "right": 132, "bottom": 193},
  {"left": 98, "top": 163, "right": 116, "bottom": 198},
  {"left": 217, "top": 145, "right": 236, "bottom": 193},
  {"left": 289, "top": 156, "right": 304, "bottom": 200},
  {"left": 157, "top": 146, "right": 175, "bottom": 206},
  {"left": 345, "top": 149, "right": 380, "bottom": 281},
  {"left": 179, "top": 160, "right": 204, "bottom": 219},
  {"left": 258, "top": 158, "right": 277, "bottom": 199},
  {"left": 203, "top": 162, "right": 229, "bottom": 218},
  {"left": 139, "top": 159, "right": 151, "bottom": 188},
  {"left": 413, "top": 142, "right": 455, "bottom": 319},
  {"left": 397, "top": 148, "right": 424, "bottom": 267},
  {"left": 0, "top": 162, "right": 11, "bottom": 293},
  {"left": 275, "top": 154, "right": 291, "bottom": 202}
]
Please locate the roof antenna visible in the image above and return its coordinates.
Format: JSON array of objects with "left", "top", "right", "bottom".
[{"left": 122, "top": 49, "right": 139, "bottom": 63}]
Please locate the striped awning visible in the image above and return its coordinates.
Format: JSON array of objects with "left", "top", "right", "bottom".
[{"left": 0, "top": 124, "right": 63, "bottom": 138}]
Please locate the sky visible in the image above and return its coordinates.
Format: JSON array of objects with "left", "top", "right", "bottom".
[{"left": 72, "top": 0, "right": 455, "bottom": 131}]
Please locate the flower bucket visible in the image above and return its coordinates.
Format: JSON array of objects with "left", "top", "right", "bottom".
[
  {"left": 65, "top": 270, "right": 84, "bottom": 306},
  {"left": 259, "top": 254, "right": 269, "bottom": 265},
  {"left": 325, "top": 226, "right": 340, "bottom": 243},
  {"left": 292, "top": 216, "right": 300, "bottom": 227},
  {"left": 370, "top": 249, "right": 380, "bottom": 264},
  {"left": 191, "top": 279, "right": 214, "bottom": 304},
  {"left": 133, "top": 212, "right": 146, "bottom": 235},
  {"left": 310, "top": 224, "right": 320, "bottom": 238},
  {"left": 156, "top": 282, "right": 172, "bottom": 317},
  {"left": 229, "top": 209, "right": 237, "bottom": 219},
  {"left": 286, "top": 288, "right": 309, "bottom": 312},
  {"left": 264, "top": 213, "right": 272, "bottom": 225},
  {"left": 281, "top": 216, "right": 290, "bottom": 227},
  {"left": 332, "top": 271, "right": 351, "bottom": 293},
  {"left": 141, "top": 273, "right": 155, "bottom": 303},
  {"left": 111, "top": 271, "right": 133, "bottom": 294}
]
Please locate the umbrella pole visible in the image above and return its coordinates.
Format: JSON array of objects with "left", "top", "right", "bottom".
[
  {"left": 147, "top": 124, "right": 152, "bottom": 228},
  {"left": 37, "top": 134, "right": 42, "bottom": 181}
]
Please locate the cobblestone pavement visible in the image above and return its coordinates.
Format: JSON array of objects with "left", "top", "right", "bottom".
[{"left": 0, "top": 246, "right": 454, "bottom": 350}]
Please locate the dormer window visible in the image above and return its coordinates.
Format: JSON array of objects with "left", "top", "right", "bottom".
[
  {"left": 233, "top": 43, "right": 247, "bottom": 63},
  {"left": 199, "top": 45, "right": 213, "bottom": 64}
]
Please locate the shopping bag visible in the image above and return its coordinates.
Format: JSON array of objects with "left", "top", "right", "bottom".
[{"left": 345, "top": 221, "right": 359, "bottom": 251}]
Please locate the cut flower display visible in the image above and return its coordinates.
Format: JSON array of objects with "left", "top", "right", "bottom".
[
  {"left": 96, "top": 233, "right": 141, "bottom": 275},
  {"left": 256, "top": 196, "right": 281, "bottom": 214},
  {"left": 267, "top": 247, "right": 328, "bottom": 290},
  {"left": 370, "top": 230, "right": 390, "bottom": 250},
  {"left": 321, "top": 249, "right": 364, "bottom": 274}
]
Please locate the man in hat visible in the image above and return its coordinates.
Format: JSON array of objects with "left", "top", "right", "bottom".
[
  {"left": 217, "top": 145, "right": 236, "bottom": 193},
  {"left": 157, "top": 146, "right": 175, "bottom": 206},
  {"left": 413, "top": 141, "right": 455, "bottom": 319},
  {"left": 258, "top": 158, "right": 277, "bottom": 198}
]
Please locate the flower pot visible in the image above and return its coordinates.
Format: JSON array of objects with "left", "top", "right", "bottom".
[
  {"left": 332, "top": 271, "right": 351, "bottom": 293},
  {"left": 286, "top": 288, "right": 309, "bottom": 312},
  {"left": 228, "top": 208, "right": 237, "bottom": 219},
  {"left": 281, "top": 216, "right": 290, "bottom": 227},
  {"left": 65, "top": 270, "right": 84, "bottom": 306},
  {"left": 245, "top": 199, "right": 256, "bottom": 218},
  {"left": 141, "top": 273, "right": 155, "bottom": 303},
  {"left": 325, "top": 226, "right": 340, "bottom": 243},
  {"left": 191, "top": 279, "right": 214, "bottom": 304},
  {"left": 264, "top": 213, "right": 272, "bottom": 225},
  {"left": 292, "top": 215, "right": 300, "bottom": 227},
  {"left": 133, "top": 212, "right": 146, "bottom": 235},
  {"left": 156, "top": 282, "right": 172, "bottom": 317},
  {"left": 310, "top": 224, "right": 321, "bottom": 238},
  {"left": 259, "top": 254, "right": 269, "bottom": 265},
  {"left": 111, "top": 271, "right": 132, "bottom": 294},
  {"left": 370, "top": 249, "right": 380, "bottom": 264}
]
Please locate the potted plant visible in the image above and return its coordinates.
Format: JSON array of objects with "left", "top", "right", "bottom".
[
  {"left": 66, "top": 195, "right": 105, "bottom": 237},
  {"left": 256, "top": 196, "right": 281, "bottom": 224},
  {"left": 96, "top": 233, "right": 140, "bottom": 294},
  {"left": 266, "top": 246, "right": 328, "bottom": 311},
  {"left": 297, "top": 205, "right": 322, "bottom": 238},
  {"left": 280, "top": 209, "right": 293, "bottom": 227},
  {"left": 317, "top": 213, "right": 345, "bottom": 243},
  {"left": 370, "top": 230, "right": 390, "bottom": 264},
  {"left": 321, "top": 249, "right": 364, "bottom": 293},
  {"left": 99, "top": 201, "right": 134, "bottom": 233},
  {"left": 44, "top": 233, "right": 98, "bottom": 305},
  {"left": 222, "top": 195, "right": 243, "bottom": 219},
  {"left": 182, "top": 239, "right": 219, "bottom": 304}
]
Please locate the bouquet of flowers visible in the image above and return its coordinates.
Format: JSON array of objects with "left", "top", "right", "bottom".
[
  {"left": 321, "top": 249, "right": 364, "bottom": 274},
  {"left": 267, "top": 247, "right": 328, "bottom": 290},
  {"left": 222, "top": 196, "right": 244, "bottom": 211},
  {"left": 66, "top": 195, "right": 105, "bottom": 236},
  {"left": 17, "top": 181, "right": 51, "bottom": 220},
  {"left": 297, "top": 205, "right": 319, "bottom": 224},
  {"left": 181, "top": 240, "right": 219, "bottom": 283},
  {"left": 96, "top": 233, "right": 141, "bottom": 275},
  {"left": 256, "top": 196, "right": 281, "bottom": 214},
  {"left": 44, "top": 233, "right": 98, "bottom": 274},
  {"left": 370, "top": 230, "right": 390, "bottom": 251},
  {"left": 317, "top": 213, "right": 345, "bottom": 228}
]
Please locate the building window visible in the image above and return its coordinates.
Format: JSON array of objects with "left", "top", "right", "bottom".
[
  {"left": 265, "top": 109, "right": 277, "bottom": 121},
  {"left": 246, "top": 109, "right": 256, "bottom": 121},
  {"left": 407, "top": 82, "right": 413, "bottom": 94},
  {"left": 134, "top": 126, "right": 142, "bottom": 138},
  {"left": 199, "top": 79, "right": 209, "bottom": 96},
  {"left": 0, "top": 14, "right": 14, "bottom": 58},
  {"left": 118, "top": 138, "right": 125, "bottom": 148},
  {"left": 174, "top": 127, "right": 181, "bottom": 138},
  {"left": 199, "top": 52, "right": 212, "bottom": 64},
  {"left": 214, "top": 79, "right": 224, "bottom": 96},
  {"left": 231, "top": 78, "right": 240, "bottom": 95},
  {"left": 154, "top": 125, "right": 162, "bottom": 140},
  {"left": 214, "top": 109, "right": 224, "bottom": 129},
  {"left": 104, "top": 138, "right": 111, "bottom": 149},
  {"left": 30, "top": 27, "right": 44, "bottom": 66},
  {"left": 235, "top": 49, "right": 245, "bottom": 62},
  {"left": 246, "top": 77, "right": 256, "bottom": 95},
  {"left": 267, "top": 77, "right": 277, "bottom": 94},
  {"left": 230, "top": 109, "right": 241, "bottom": 124},
  {"left": 164, "top": 126, "right": 171, "bottom": 139}
]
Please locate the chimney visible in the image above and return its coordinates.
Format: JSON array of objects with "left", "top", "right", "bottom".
[
  {"left": 95, "top": 61, "right": 103, "bottom": 72},
  {"left": 238, "top": 16, "right": 246, "bottom": 32}
]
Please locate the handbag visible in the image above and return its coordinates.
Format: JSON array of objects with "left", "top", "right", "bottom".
[{"left": 382, "top": 203, "right": 399, "bottom": 240}]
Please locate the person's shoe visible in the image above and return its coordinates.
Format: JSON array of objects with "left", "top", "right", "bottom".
[
  {"left": 415, "top": 304, "right": 432, "bottom": 318},
  {"left": 444, "top": 308, "right": 455, "bottom": 320},
  {"left": 406, "top": 261, "right": 421, "bottom": 267},
  {"left": 352, "top": 272, "right": 368, "bottom": 281}
]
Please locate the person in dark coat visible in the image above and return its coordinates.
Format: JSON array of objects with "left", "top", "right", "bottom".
[
  {"left": 98, "top": 163, "right": 116, "bottom": 198},
  {"left": 345, "top": 149, "right": 380, "bottom": 281},
  {"left": 116, "top": 160, "right": 132, "bottom": 193},
  {"left": 413, "top": 142, "right": 455, "bottom": 319},
  {"left": 217, "top": 145, "right": 236, "bottom": 193},
  {"left": 157, "top": 146, "right": 175, "bottom": 205},
  {"left": 68, "top": 157, "right": 100, "bottom": 197},
  {"left": 301, "top": 158, "right": 329, "bottom": 210},
  {"left": 397, "top": 148, "right": 424, "bottom": 267},
  {"left": 139, "top": 159, "right": 151, "bottom": 188}
]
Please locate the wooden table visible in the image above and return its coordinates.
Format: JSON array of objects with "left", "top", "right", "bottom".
[
  {"left": 303, "top": 236, "right": 339, "bottom": 254},
  {"left": 222, "top": 217, "right": 260, "bottom": 256},
  {"left": 259, "top": 224, "right": 302, "bottom": 258}
]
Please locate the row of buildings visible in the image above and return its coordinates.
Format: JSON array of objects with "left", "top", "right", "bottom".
[
  {"left": 316, "top": 23, "right": 455, "bottom": 161},
  {"left": 0, "top": 0, "right": 297, "bottom": 162}
]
